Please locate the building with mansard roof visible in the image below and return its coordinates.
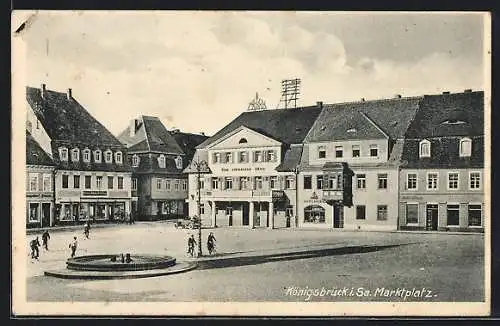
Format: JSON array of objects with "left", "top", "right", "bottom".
[
  {"left": 26, "top": 84, "right": 133, "bottom": 225},
  {"left": 116, "top": 116, "right": 208, "bottom": 220}
]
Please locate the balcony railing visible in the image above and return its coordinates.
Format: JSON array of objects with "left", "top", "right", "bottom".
[{"left": 322, "top": 189, "right": 344, "bottom": 199}]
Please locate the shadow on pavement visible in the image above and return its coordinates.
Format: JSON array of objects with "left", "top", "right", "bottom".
[{"left": 197, "top": 243, "right": 415, "bottom": 270}]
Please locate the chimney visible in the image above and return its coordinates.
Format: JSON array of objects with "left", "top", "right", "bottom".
[
  {"left": 316, "top": 101, "right": 323, "bottom": 108},
  {"left": 442, "top": 91, "right": 450, "bottom": 95},
  {"left": 464, "top": 89, "right": 472, "bottom": 93},
  {"left": 67, "top": 88, "right": 72, "bottom": 100},
  {"left": 361, "top": 98, "right": 366, "bottom": 102},
  {"left": 40, "top": 84, "right": 46, "bottom": 98},
  {"left": 200, "top": 132, "right": 205, "bottom": 136},
  {"left": 129, "top": 118, "right": 138, "bottom": 137},
  {"left": 394, "top": 94, "right": 402, "bottom": 99},
  {"left": 171, "top": 128, "right": 180, "bottom": 134}
]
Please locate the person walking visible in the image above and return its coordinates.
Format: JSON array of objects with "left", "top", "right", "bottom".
[
  {"left": 30, "top": 236, "right": 40, "bottom": 260},
  {"left": 207, "top": 232, "right": 216, "bottom": 255},
  {"left": 69, "top": 236, "right": 78, "bottom": 258},
  {"left": 41, "top": 230, "right": 50, "bottom": 251},
  {"left": 187, "top": 234, "right": 197, "bottom": 257},
  {"left": 83, "top": 221, "right": 90, "bottom": 239}
]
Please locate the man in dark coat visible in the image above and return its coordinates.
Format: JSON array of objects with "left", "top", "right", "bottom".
[
  {"left": 30, "top": 237, "right": 40, "bottom": 259},
  {"left": 41, "top": 230, "right": 50, "bottom": 250}
]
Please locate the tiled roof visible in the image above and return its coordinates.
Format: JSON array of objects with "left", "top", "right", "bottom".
[
  {"left": 305, "top": 97, "right": 422, "bottom": 143},
  {"left": 26, "top": 131, "right": 54, "bottom": 166},
  {"left": 128, "top": 152, "right": 186, "bottom": 175},
  {"left": 172, "top": 132, "right": 209, "bottom": 162},
  {"left": 276, "top": 146, "right": 303, "bottom": 172},
  {"left": 405, "top": 91, "right": 484, "bottom": 138},
  {"left": 197, "top": 106, "right": 323, "bottom": 148},
  {"left": 26, "top": 87, "right": 124, "bottom": 147},
  {"left": 117, "top": 116, "right": 185, "bottom": 155}
]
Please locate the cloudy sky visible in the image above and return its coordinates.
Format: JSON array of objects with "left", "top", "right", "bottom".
[{"left": 16, "top": 11, "right": 487, "bottom": 136}]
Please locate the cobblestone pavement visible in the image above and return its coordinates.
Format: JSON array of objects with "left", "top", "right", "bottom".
[{"left": 23, "top": 223, "right": 485, "bottom": 302}]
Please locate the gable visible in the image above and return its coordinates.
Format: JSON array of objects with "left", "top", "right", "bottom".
[{"left": 208, "top": 126, "right": 282, "bottom": 150}]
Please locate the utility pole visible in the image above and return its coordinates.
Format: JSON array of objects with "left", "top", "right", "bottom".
[
  {"left": 194, "top": 158, "right": 208, "bottom": 257},
  {"left": 280, "top": 78, "right": 301, "bottom": 109}
]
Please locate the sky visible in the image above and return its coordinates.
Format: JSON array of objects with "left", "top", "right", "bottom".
[{"left": 15, "top": 11, "right": 487, "bottom": 136}]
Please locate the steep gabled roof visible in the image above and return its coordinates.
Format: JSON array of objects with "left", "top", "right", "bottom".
[
  {"left": 171, "top": 131, "right": 209, "bottom": 162},
  {"left": 26, "top": 86, "right": 124, "bottom": 147},
  {"left": 276, "top": 145, "right": 303, "bottom": 172},
  {"left": 26, "top": 131, "right": 54, "bottom": 166},
  {"left": 197, "top": 106, "right": 323, "bottom": 149}
]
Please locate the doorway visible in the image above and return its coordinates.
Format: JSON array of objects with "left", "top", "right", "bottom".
[
  {"left": 226, "top": 206, "right": 233, "bottom": 226},
  {"left": 42, "top": 203, "right": 51, "bottom": 227},
  {"left": 426, "top": 204, "right": 438, "bottom": 231},
  {"left": 242, "top": 202, "right": 249, "bottom": 226},
  {"left": 333, "top": 204, "right": 344, "bottom": 228}
]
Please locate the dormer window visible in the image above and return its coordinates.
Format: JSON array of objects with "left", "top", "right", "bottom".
[
  {"left": 83, "top": 148, "right": 91, "bottom": 163},
  {"left": 175, "top": 156, "right": 183, "bottom": 169},
  {"left": 239, "top": 138, "right": 248, "bottom": 144},
  {"left": 158, "top": 154, "right": 166, "bottom": 168},
  {"left": 71, "top": 148, "right": 80, "bottom": 162},
  {"left": 132, "top": 154, "right": 140, "bottom": 167},
  {"left": 115, "top": 151, "right": 123, "bottom": 164},
  {"left": 419, "top": 139, "right": 431, "bottom": 158},
  {"left": 104, "top": 150, "right": 113, "bottom": 163},
  {"left": 459, "top": 138, "right": 472, "bottom": 157},
  {"left": 94, "top": 150, "right": 102, "bottom": 163},
  {"left": 59, "top": 147, "right": 68, "bottom": 161}
]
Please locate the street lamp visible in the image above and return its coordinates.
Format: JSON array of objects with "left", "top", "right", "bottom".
[{"left": 193, "top": 158, "right": 209, "bottom": 257}]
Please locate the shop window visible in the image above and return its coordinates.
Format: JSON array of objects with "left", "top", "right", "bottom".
[
  {"left": 356, "top": 174, "right": 366, "bottom": 189},
  {"left": 108, "top": 176, "right": 114, "bottom": 189},
  {"left": 406, "top": 204, "right": 418, "bottom": 224},
  {"left": 469, "top": 172, "right": 481, "bottom": 190},
  {"left": 427, "top": 173, "right": 438, "bottom": 190},
  {"left": 118, "top": 177, "right": 124, "bottom": 189},
  {"left": 73, "top": 175, "right": 80, "bottom": 189},
  {"left": 316, "top": 175, "right": 323, "bottom": 189},
  {"left": 446, "top": 204, "right": 460, "bottom": 226},
  {"left": 303, "top": 175, "right": 312, "bottom": 190},
  {"left": 459, "top": 138, "right": 472, "bottom": 157},
  {"left": 352, "top": 145, "right": 360, "bottom": 158},
  {"left": 29, "top": 203, "right": 40, "bottom": 222},
  {"left": 62, "top": 174, "right": 69, "bottom": 189},
  {"left": 377, "top": 173, "right": 388, "bottom": 189},
  {"left": 407, "top": 173, "right": 417, "bottom": 190},
  {"left": 356, "top": 205, "right": 366, "bottom": 220},
  {"left": 377, "top": 205, "right": 388, "bottom": 221},
  {"left": 468, "top": 204, "right": 482, "bottom": 227},
  {"left": 304, "top": 205, "right": 325, "bottom": 223}
]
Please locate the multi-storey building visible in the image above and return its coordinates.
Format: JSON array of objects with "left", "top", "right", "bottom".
[
  {"left": 117, "top": 116, "right": 208, "bottom": 220},
  {"left": 26, "top": 130, "right": 55, "bottom": 228},
  {"left": 300, "top": 97, "right": 422, "bottom": 230},
  {"left": 399, "top": 90, "right": 484, "bottom": 232},
  {"left": 184, "top": 105, "right": 323, "bottom": 228},
  {"left": 26, "top": 84, "right": 133, "bottom": 225}
]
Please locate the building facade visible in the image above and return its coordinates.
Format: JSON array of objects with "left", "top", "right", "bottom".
[
  {"left": 26, "top": 131, "right": 55, "bottom": 228},
  {"left": 117, "top": 116, "right": 208, "bottom": 220},
  {"left": 26, "top": 84, "right": 133, "bottom": 225},
  {"left": 399, "top": 91, "right": 484, "bottom": 232}
]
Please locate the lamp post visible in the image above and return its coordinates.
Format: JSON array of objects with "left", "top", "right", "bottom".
[
  {"left": 193, "top": 158, "right": 208, "bottom": 257},
  {"left": 293, "top": 167, "right": 299, "bottom": 228}
]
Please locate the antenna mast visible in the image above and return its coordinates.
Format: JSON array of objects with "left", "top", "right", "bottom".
[{"left": 280, "top": 78, "right": 301, "bottom": 109}]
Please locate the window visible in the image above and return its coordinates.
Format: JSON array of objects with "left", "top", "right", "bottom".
[
  {"left": 118, "top": 177, "right": 123, "bottom": 189},
  {"left": 447, "top": 204, "right": 460, "bottom": 226},
  {"left": 59, "top": 147, "right": 68, "bottom": 161},
  {"left": 285, "top": 176, "right": 295, "bottom": 189},
  {"left": 407, "top": 173, "right": 417, "bottom": 190},
  {"left": 239, "top": 151, "right": 248, "bottom": 163},
  {"left": 157, "top": 178, "right": 162, "bottom": 189},
  {"left": 212, "top": 178, "right": 219, "bottom": 189},
  {"left": 468, "top": 204, "right": 482, "bottom": 227},
  {"left": 470, "top": 172, "right": 481, "bottom": 190},
  {"left": 85, "top": 176, "right": 91, "bottom": 189},
  {"left": 166, "top": 180, "right": 171, "bottom": 190},
  {"left": 131, "top": 178, "right": 137, "bottom": 190},
  {"left": 352, "top": 145, "right": 360, "bottom": 158},
  {"left": 406, "top": 204, "right": 418, "bottom": 224},
  {"left": 316, "top": 175, "right": 323, "bottom": 190},
  {"left": 29, "top": 203, "right": 40, "bottom": 222},
  {"left": 303, "top": 175, "right": 312, "bottom": 190},
  {"left": 255, "top": 177, "right": 263, "bottom": 190},
  {"left": 158, "top": 155, "right": 166, "bottom": 168},
  {"left": 370, "top": 145, "right": 378, "bottom": 157},
  {"left": 266, "top": 150, "right": 275, "bottom": 162},
  {"left": 71, "top": 148, "right": 80, "bottom": 162},
  {"left": 115, "top": 151, "right": 123, "bottom": 164},
  {"left": 198, "top": 179, "right": 204, "bottom": 190},
  {"left": 83, "top": 149, "right": 91, "bottom": 163},
  {"left": 459, "top": 138, "right": 472, "bottom": 157},
  {"left": 104, "top": 150, "right": 113, "bottom": 163},
  {"left": 356, "top": 205, "right": 366, "bottom": 220},
  {"left": 174, "top": 181, "right": 179, "bottom": 191},
  {"left": 335, "top": 146, "right": 343, "bottom": 158},
  {"left": 427, "top": 173, "right": 438, "bottom": 190},
  {"left": 132, "top": 154, "right": 140, "bottom": 167},
  {"left": 94, "top": 150, "right": 102, "bottom": 163},
  {"left": 377, "top": 173, "right": 388, "bottom": 189},
  {"left": 270, "top": 176, "right": 278, "bottom": 189},
  {"left": 175, "top": 156, "right": 183, "bottom": 169},
  {"left": 182, "top": 180, "right": 187, "bottom": 191},
  {"left": 225, "top": 152, "right": 233, "bottom": 163},
  {"left": 286, "top": 206, "right": 294, "bottom": 217},
  {"left": 213, "top": 153, "right": 220, "bottom": 164},
  {"left": 96, "top": 176, "right": 103, "bottom": 189},
  {"left": 42, "top": 174, "right": 51, "bottom": 192},
  {"left": 304, "top": 205, "right": 325, "bottom": 223},
  {"left": 318, "top": 146, "right": 326, "bottom": 159},
  {"left": 377, "top": 205, "right": 388, "bottom": 221},
  {"left": 74, "top": 175, "right": 80, "bottom": 189},
  {"left": 62, "top": 174, "right": 68, "bottom": 189},
  {"left": 240, "top": 177, "right": 248, "bottom": 190},
  {"left": 239, "top": 138, "right": 247, "bottom": 144},
  {"left": 108, "top": 176, "right": 114, "bottom": 189},
  {"left": 29, "top": 174, "right": 38, "bottom": 191},
  {"left": 254, "top": 151, "right": 262, "bottom": 162},
  {"left": 356, "top": 174, "right": 366, "bottom": 189},
  {"left": 419, "top": 140, "right": 431, "bottom": 158},
  {"left": 200, "top": 203, "right": 205, "bottom": 215},
  {"left": 448, "top": 172, "right": 459, "bottom": 190},
  {"left": 225, "top": 178, "right": 233, "bottom": 190}
]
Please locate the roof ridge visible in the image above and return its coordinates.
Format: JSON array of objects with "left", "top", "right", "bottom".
[
  {"left": 359, "top": 111, "right": 390, "bottom": 139},
  {"left": 141, "top": 115, "right": 152, "bottom": 152}
]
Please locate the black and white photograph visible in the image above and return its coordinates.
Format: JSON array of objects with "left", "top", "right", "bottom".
[{"left": 11, "top": 11, "right": 490, "bottom": 316}]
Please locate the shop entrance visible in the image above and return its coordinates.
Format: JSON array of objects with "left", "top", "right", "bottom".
[
  {"left": 333, "top": 203, "right": 344, "bottom": 228},
  {"left": 426, "top": 204, "right": 438, "bottom": 231},
  {"left": 42, "top": 203, "right": 51, "bottom": 227}
]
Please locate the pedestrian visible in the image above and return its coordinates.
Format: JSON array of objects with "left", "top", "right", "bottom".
[
  {"left": 187, "top": 234, "right": 197, "bottom": 257},
  {"left": 41, "top": 230, "right": 50, "bottom": 251},
  {"left": 129, "top": 211, "right": 135, "bottom": 224},
  {"left": 30, "top": 236, "right": 40, "bottom": 260},
  {"left": 84, "top": 221, "right": 90, "bottom": 239},
  {"left": 207, "top": 232, "right": 216, "bottom": 255},
  {"left": 69, "top": 236, "right": 78, "bottom": 258}
]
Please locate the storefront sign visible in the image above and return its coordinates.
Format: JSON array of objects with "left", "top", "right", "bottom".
[
  {"left": 401, "top": 195, "right": 423, "bottom": 200},
  {"left": 82, "top": 190, "right": 108, "bottom": 197},
  {"left": 272, "top": 190, "right": 285, "bottom": 199}
]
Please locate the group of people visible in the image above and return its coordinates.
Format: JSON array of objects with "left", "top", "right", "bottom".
[{"left": 187, "top": 232, "right": 217, "bottom": 257}]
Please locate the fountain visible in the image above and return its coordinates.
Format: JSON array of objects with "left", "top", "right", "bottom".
[{"left": 45, "top": 253, "right": 197, "bottom": 279}]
